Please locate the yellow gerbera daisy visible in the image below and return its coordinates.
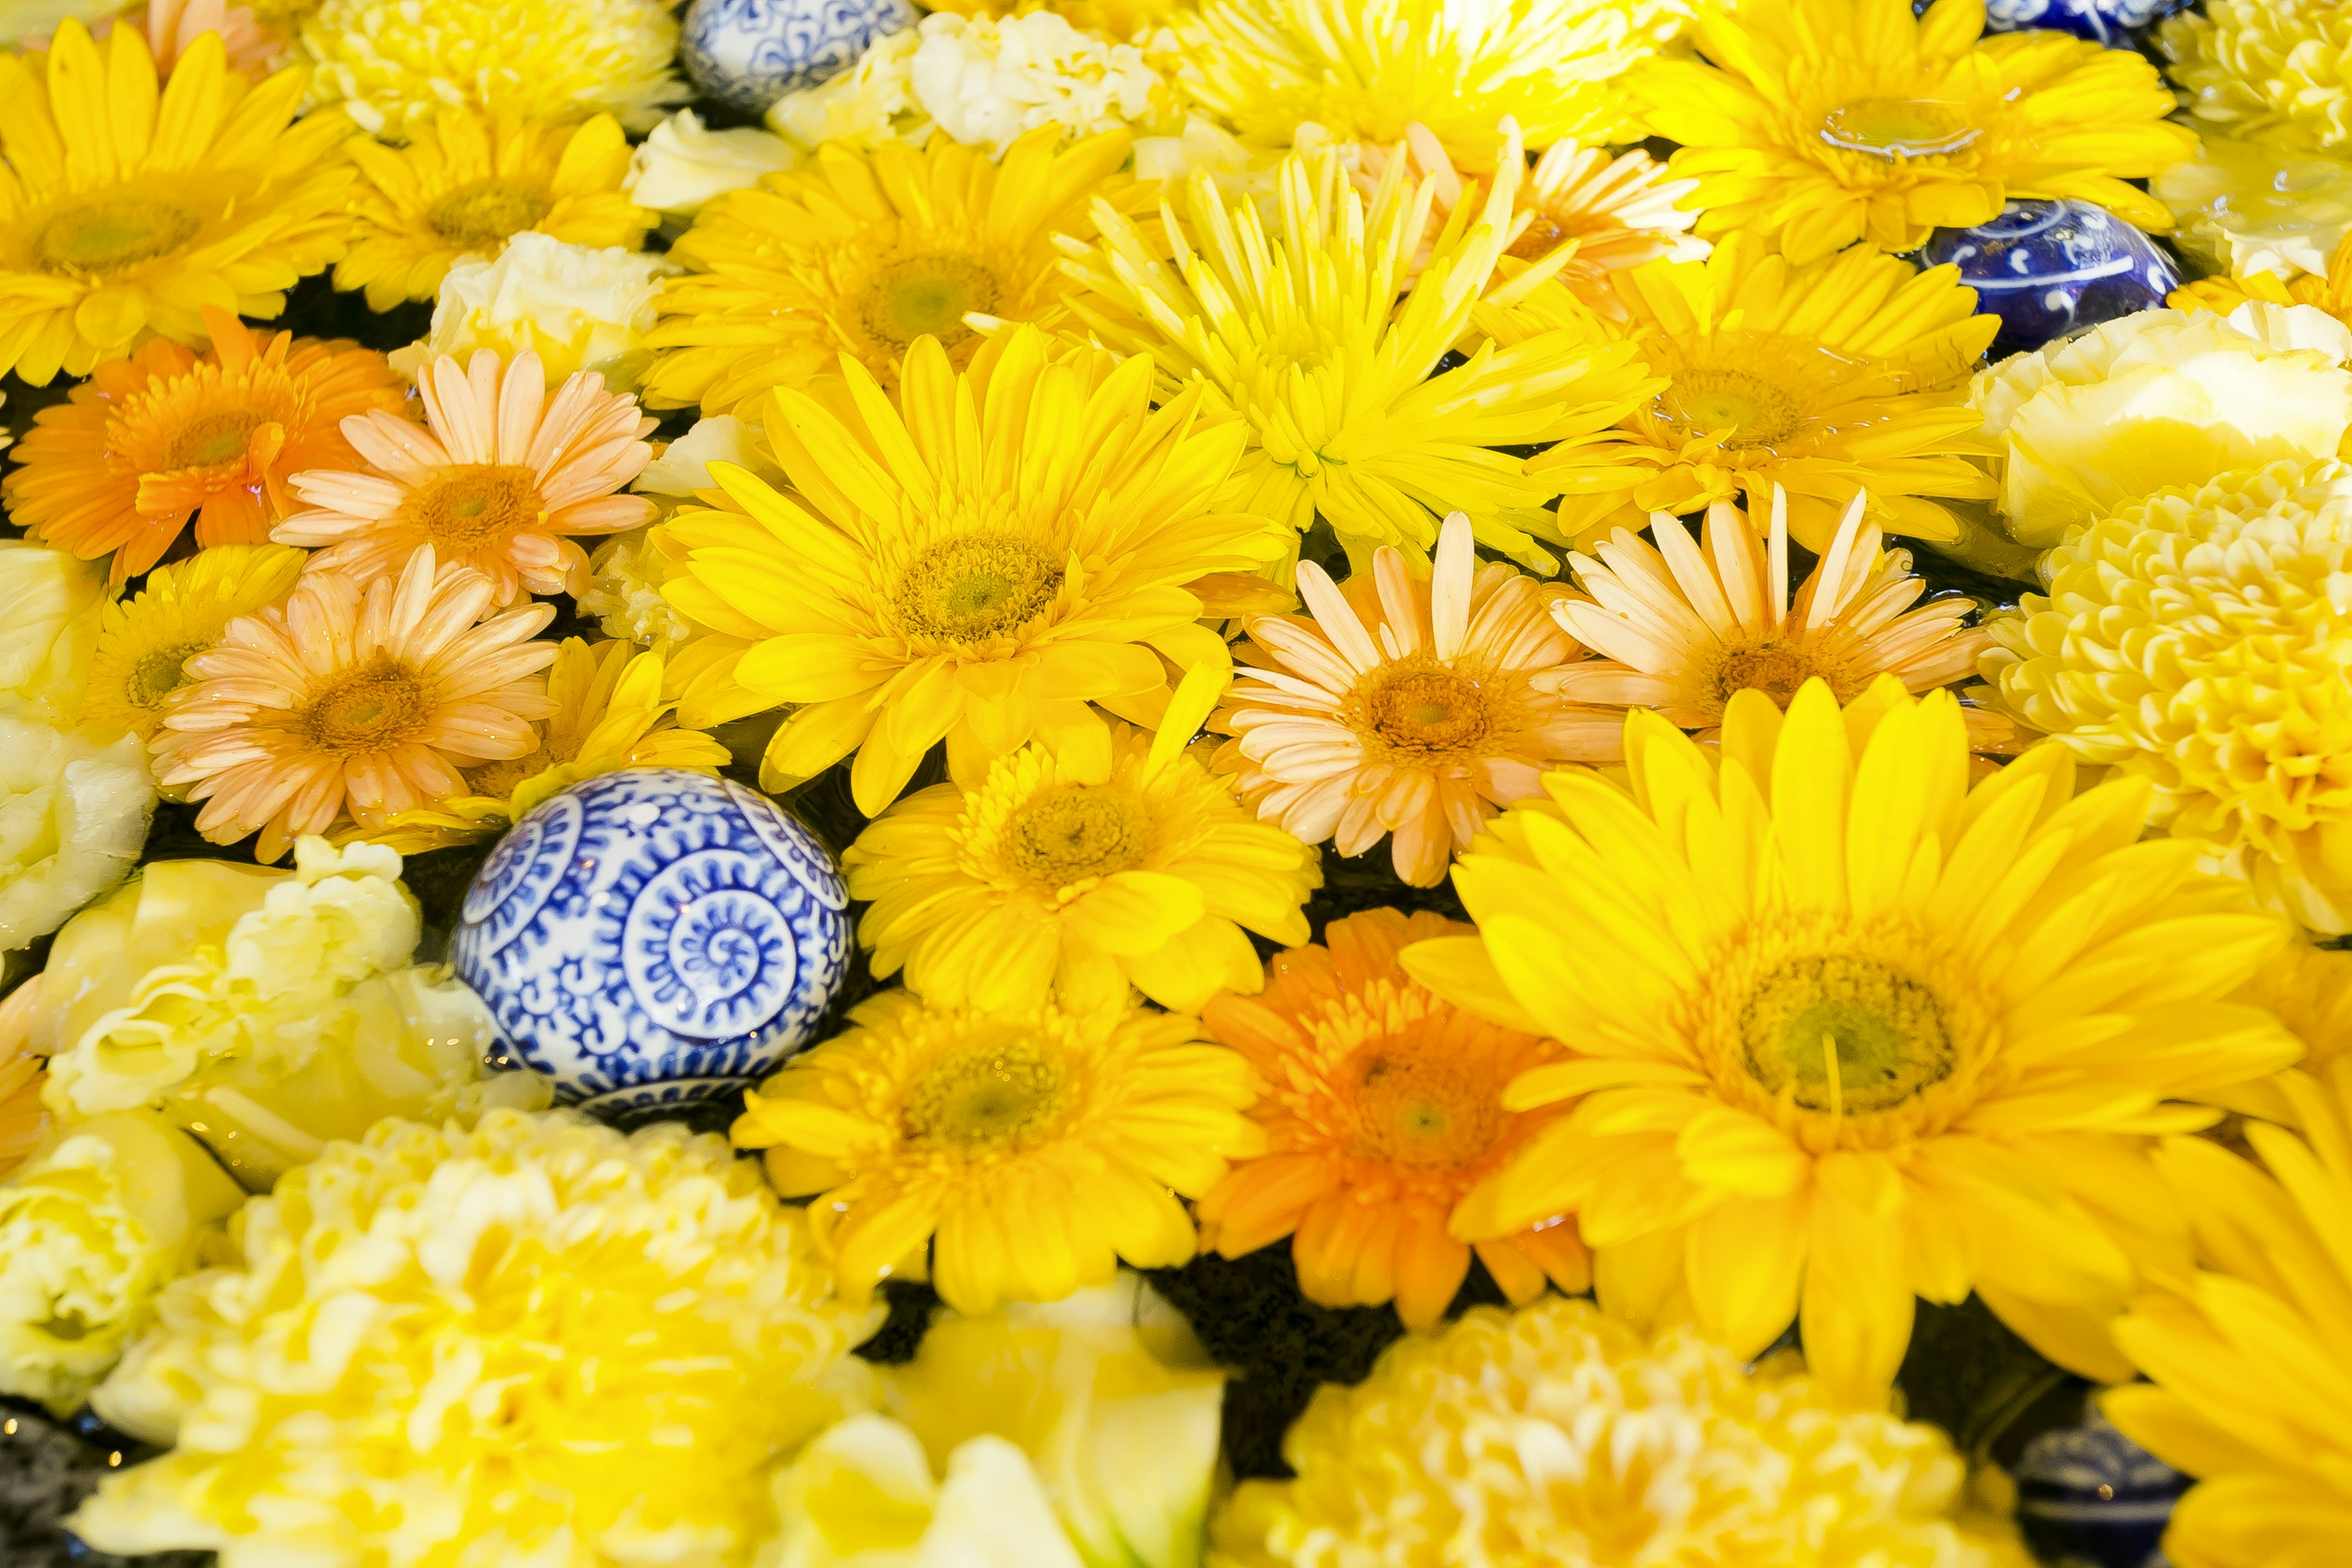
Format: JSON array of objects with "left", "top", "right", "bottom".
[
  {"left": 1638, "top": 0, "right": 2194, "bottom": 264},
  {"left": 335, "top": 109, "right": 653, "bottom": 312},
  {"left": 2221, "top": 939, "right": 2352, "bottom": 1128},
  {"left": 1526, "top": 234, "right": 1999, "bottom": 551},
  {"left": 2106, "top": 1061, "right": 2352, "bottom": 1567},
  {"left": 731, "top": 987, "right": 1264, "bottom": 1314},
  {"left": 81, "top": 544, "right": 309, "bottom": 745},
  {"left": 845, "top": 665, "right": 1321, "bottom": 1014},
  {"left": 1403, "top": 677, "right": 2301, "bottom": 1402},
  {"left": 2160, "top": 0, "right": 2352, "bottom": 159},
  {"left": 660, "top": 326, "right": 1291, "bottom": 815},
  {"left": 643, "top": 126, "right": 1135, "bottom": 417},
  {"left": 1057, "top": 127, "right": 1654, "bottom": 570},
  {"left": 0, "top": 21, "right": 355, "bottom": 385}
]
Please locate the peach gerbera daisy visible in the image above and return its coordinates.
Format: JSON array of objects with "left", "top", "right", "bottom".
[
  {"left": 1547, "top": 488, "right": 1991, "bottom": 748},
  {"left": 1, "top": 309, "right": 407, "bottom": 585},
  {"left": 153, "top": 545, "right": 557, "bottom": 862},
  {"left": 1211, "top": 511, "right": 1618, "bottom": 887},
  {"left": 1196, "top": 908, "right": 1589, "bottom": 1332},
  {"left": 1510, "top": 140, "right": 1708, "bottom": 307},
  {"left": 277, "top": 349, "right": 657, "bottom": 604}
]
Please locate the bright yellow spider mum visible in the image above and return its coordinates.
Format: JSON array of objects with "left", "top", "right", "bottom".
[
  {"left": 2173, "top": 227, "right": 2352, "bottom": 329},
  {"left": 1982, "top": 459, "right": 2352, "bottom": 934},
  {"left": 1638, "top": 0, "right": 2193, "bottom": 264},
  {"left": 335, "top": 109, "right": 653, "bottom": 312},
  {"left": 0, "top": 22, "right": 355, "bottom": 385},
  {"left": 1528, "top": 233, "right": 1999, "bottom": 551},
  {"left": 81, "top": 544, "right": 308, "bottom": 745},
  {"left": 1214, "top": 1297, "right": 2036, "bottom": 1568},
  {"left": 732, "top": 987, "right": 1264, "bottom": 1314},
  {"left": 644, "top": 126, "right": 1135, "bottom": 417},
  {"left": 2161, "top": 0, "right": 2352, "bottom": 159},
  {"left": 661, "top": 326, "right": 1291, "bottom": 816},
  {"left": 1177, "top": 0, "right": 1668, "bottom": 170},
  {"left": 2106, "top": 1061, "right": 2352, "bottom": 1568},
  {"left": 845, "top": 665, "right": 1321, "bottom": 1014},
  {"left": 1057, "top": 127, "right": 1654, "bottom": 570},
  {"left": 1403, "top": 677, "right": 2301, "bottom": 1403}
]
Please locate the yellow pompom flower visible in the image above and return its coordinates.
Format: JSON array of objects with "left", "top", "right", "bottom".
[
  {"left": 1983, "top": 460, "right": 2352, "bottom": 933},
  {"left": 2161, "top": 0, "right": 2352, "bottom": 159},
  {"left": 846, "top": 665, "right": 1320, "bottom": 1014},
  {"left": 1403, "top": 678, "right": 2300, "bottom": 1402},
  {"left": 661, "top": 326, "right": 1291, "bottom": 816},
  {"left": 335, "top": 110, "right": 653, "bottom": 312},
  {"left": 0, "top": 22, "right": 355, "bottom": 385},
  {"left": 70, "top": 1109, "right": 881, "bottom": 1568},
  {"left": 81, "top": 545, "right": 307, "bottom": 745},
  {"left": 2106, "top": 1062, "right": 2352, "bottom": 1568},
  {"left": 733, "top": 989, "right": 1263, "bottom": 1314},
  {"left": 1640, "top": 0, "right": 2193, "bottom": 264},
  {"left": 1213, "top": 1297, "right": 2036, "bottom": 1568},
  {"left": 1528, "top": 235, "right": 1998, "bottom": 551},
  {"left": 1058, "top": 127, "right": 1654, "bottom": 570},
  {"left": 644, "top": 126, "right": 1134, "bottom": 417}
]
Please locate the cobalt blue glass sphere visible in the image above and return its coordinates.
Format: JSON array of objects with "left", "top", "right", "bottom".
[
  {"left": 1921, "top": 198, "right": 2180, "bottom": 361},
  {"left": 2013, "top": 1408, "right": 2188, "bottom": 1568},
  {"left": 1979, "top": 0, "right": 2187, "bottom": 45},
  {"left": 680, "top": 0, "right": 919, "bottom": 114},
  {"left": 450, "top": 769, "right": 851, "bottom": 1114}
]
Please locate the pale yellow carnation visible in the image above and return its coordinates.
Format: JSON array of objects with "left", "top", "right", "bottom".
[
  {"left": 2158, "top": 136, "right": 2352, "bottom": 281},
  {"left": 0, "top": 710, "right": 152, "bottom": 953},
  {"left": 625, "top": 108, "right": 798, "bottom": 219},
  {"left": 0, "top": 540, "right": 101, "bottom": 728},
  {"left": 388, "top": 231, "right": 679, "bottom": 392},
  {"left": 2160, "top": 0, "right": 2352, "bottom": 157},
  {"left": 767, "top": 24, "right": 927, "bottom": 153}
]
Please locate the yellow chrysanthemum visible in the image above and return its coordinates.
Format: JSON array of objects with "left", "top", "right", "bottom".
[
  {"left": 661, "top": 326, "right": 1291, "bottom": 816},
  {"left": 644, "top": 126, "right": 1135, "bottom": 417},
  {"left": 1640, "top": 0, "right": 2193, "bottom": 264},
  {"left": 846, "top": 666, "right": 1320, "bottom": 1015},
  {"left": 923, "top": 0, "right": 1188, "bottom": 40},
  {"left": 335, "top": 109, "right": 653, "bottom": 312},
  {"left": 1177, "top": 0, "right": 1671, "bottom": 170},
  {"left": 2174, "top": 226, "right": 2352, "bottom": 330},
  {"left": 2106, "top": 1061, "right": 2352, "bottom": 1568},
  {"left": 2161, "top": 0, "right": 2352, "bottom": 159},
  {"left": 1982, "top": 459, "right": 2352, "bottom": 933},
  {"left": 1403, "top": 677, "right": 2300, "bottom": 1403},
  {"left": 295, "top": 0, "right": 687, "bottom": 140},
  {"left": 1527, "top": 235, "right": 1997, "bottom": 551},
  {"left": 81, "top": 545, "right": 308, "bottom": 745},
  {"left": 1213, "top": 1297, "right": 2035, "bottom": 1568},
  {"left": 0, "top": 22, "right": 355, "bottom": 385},
  {"left": 733, "top": 988, "right": 1264, "bottom": 1314},
  {"left": 1056, "top": 128, "right": 1654, "bottom": 570},
  {"left": 2157, "top": 137, "right": 2352, "bottom": 280}
]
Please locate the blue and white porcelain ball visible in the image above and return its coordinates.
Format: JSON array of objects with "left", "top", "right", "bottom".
[
  {"left": 1978, "top": 0, "right": 2187, "bottom": 45},
  {"left": 450, "top": 769, "right": 850, "bottom": 1114},
  {"left": 1920, "top": 199, "right": 2180, "bottom": 360},
  {"left": 2012, "top": 1408, "right": 2187, "bottom": 1568},
  {"left": 680, "top": 0, "right": 918, "bottom": 115}
]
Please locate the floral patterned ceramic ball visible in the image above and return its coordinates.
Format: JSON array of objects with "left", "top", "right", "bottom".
[
  {"left": 1920, "top": 198, "right": 2180, "bottom": 360},
  {"left": 451, "top": 769, "right": 851, "bottom": 1113},
  {"left": 680, "top": 0, "right": 919, "bottom": 113},
  {"left": 1977, "top": 0, "right": 2185, "bottom": 44}
]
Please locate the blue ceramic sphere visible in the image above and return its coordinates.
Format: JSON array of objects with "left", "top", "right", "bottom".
[
  {"left": 2013, "top": 1408, "right": 2187, "bottom": 1568},
  {"left": 450, "top": 769, "right": 850, "bottom": 1114},
  {"left": 1921, "top": 199, "right": 2180, "bottom": 360},
  {"left": 1980, "top": 0, "right": 2186, "bottom": 45},
  {"left": 680, "top": 0, "right": 919, "bottom": 114}
]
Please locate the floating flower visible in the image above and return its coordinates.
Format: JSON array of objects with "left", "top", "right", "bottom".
[
  {"left": 1642, "top": 0, "right": 2192, "bottom": 263},
  {"left": 644, "top": 126, "right": 1134, "bottom": 415},
  {"left": 388, "top": 233, "right": 680, "bottom": 393},
  {"left": 2108, "top": 1062, "right": 2352, "bottom": 1567},
  {"left": 733, "top": 989, "right": 1262, "bottom": 1313},
  {"left": 1405, "top": 678, "right": 2300, "bottom": 1400},
  {"left": 1212, "top": 512, "right": 1609, "bottom": 887},
  {"left": 278, "top": 349, "right": 656, "bottom": 603},
  {"left": 1197, "top": 909, "right": 1586, "bottom": 1330},
  {"left": 2157, "top": 137, "right": 2352, "bottom": 281},
  {"left": 2175, "top": 228, "right": 2352, "bottom": 329},
  {"left": 0, "top": 21, "right": 355, "bottom": 385},
  {"left": 72, "top": 1109, "right": 881, "bottom": 1566},
  {"left": 625, "top": 109, "right": 797, "bottom": 220},
  {"left": 152, "top": 546, "right": 557, "bottom": 863},
  {"left": 335, "top": 110, "right": 652, "bottom": 312},
  {"left": 0, "top": 540, "right": 103, "bottom": 726},
  {"left": 81, "top": 545, "right": 307, "bottom": 746},
  {"left": 1983, "top": 459, "right": 2352, "bottom": 933},
  {"left": 1512, "top": 140, "right": 1708, "bottom": 309},
  {"left": 0, "top": 711, "right": 154, "bottom": 952},
  {"left": 1059, "top": 127, "right": 1653, "bottom": 568},
  {"left": 1529, "top": 235, "right": 1999, "bottom": 551},
  {"left": 2160, "top": 0, "right": 2352, "bottom": 159},
  {"left": 662, "top": 327, "right": 1289, "bottom": 815},
  {"left": 848, "top": 664, "right": 1319, "bottom": 1012},
  {"left": 1970, "top": 304, "right": 2352, "bottom": 548},
  {"left": 1215, "top": 1297, "right": 2033, "bottom": 1568},
  {"left": 295, "top": 0, "right": 688, "bottom": 140},
  {"left": 1, "top": 311, "right": 407, "bottom": 586}
]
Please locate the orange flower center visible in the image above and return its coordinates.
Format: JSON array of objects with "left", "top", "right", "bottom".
[
  {"left": 426, "top": 179, "right": 554, "bottom": 250},
  {"left": 893, "top": 534, "right": 1061, "bottom": 645},
  {"left": 1346, "top": 1043, "right": 1504, "bottom": 1167},
  {"left": 1349, "top": 660, "right": 1500, "bottom": 763},
  {"left": 1705, "top": 638, "right": 1866, "bottom": 713},
  {"left": 34, "top": 195, "right": 201, "bottom": 276},
  {"left": 1817, "top": 98, "right": 1982, "bottom": 162},
  {"left": 1508, "top": 210, "right": 1612, "bottom": 260},
  {"left": 404, "top": 465, "right": 543, "bottom": 551},
  {"left": 900, "top": 1027, "right": 1069, "bottom": 1150},
  {"left": 162, "top": 409, "right": 268, "bottom": 472},
  {"left": 1006, "top": 785, "right": 1150, "bottom": 888},
  {"left": 296, "top": 655, "right": 434, "bottom": 756},
  {"left": 857, "top": 254, "right": 1002, "bottom": 353}
]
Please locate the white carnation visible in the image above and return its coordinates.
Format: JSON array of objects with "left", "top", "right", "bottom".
[
  {"left": 0, "top": 711, "right": 151, "bottom": 952},
  {"left": 625, "top": 108, "right": 798, "bottom": 219},
  {"left": 391, "top": 231, "right": 680, "bottom": 392}
]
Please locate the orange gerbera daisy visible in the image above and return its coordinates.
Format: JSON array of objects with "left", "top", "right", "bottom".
[
  {"left": 1, "top": 309, "right": 407, "bottom": 585},
  {"left": 1212, "top": 511, "right": 1617, "bottom": 887},
  {"left": 1196, "top": 908, "right": 1588, "bottom": 1331},
  {"left": 153, "top": 545, "right": 557, "bottom": 862},
  {"left": 277, "top": 349, "right": 657, "bottom": 604}
]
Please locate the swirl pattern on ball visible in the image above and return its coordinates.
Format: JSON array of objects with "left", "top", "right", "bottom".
[
  {"left": 452, "top": 769, "right": 850, "bottom": 1107},
  {"left": 680, "top": 0, "right": 921, "bottom": 113}
]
